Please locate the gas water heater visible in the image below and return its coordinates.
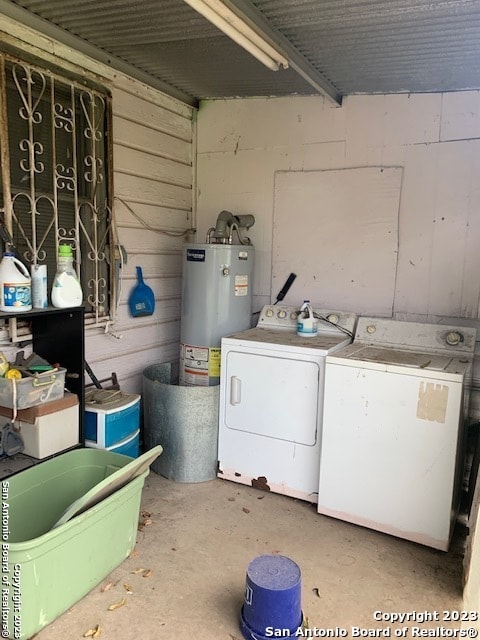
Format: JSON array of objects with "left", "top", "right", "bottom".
[{"left": 180, "top": 211, "right": 255, "bottom": 386}]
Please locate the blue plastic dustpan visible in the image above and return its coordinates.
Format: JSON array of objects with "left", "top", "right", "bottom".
[{"left": 129, "top": 266, "right": 155, "bottom": 317}]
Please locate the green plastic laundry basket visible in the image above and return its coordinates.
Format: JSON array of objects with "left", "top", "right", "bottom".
[{"left": 1, "top": 447, "right": 159, "bottom": 640}]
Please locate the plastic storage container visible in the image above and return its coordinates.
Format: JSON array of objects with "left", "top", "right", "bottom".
[
  {"left": 86, "top": 429, "right": 140, "bottom": 458},
  {"left": 0, "top": 367, "right": 66, "bottom": 409},
  {"left": 84, "top": 392, "right": 140, "bottom": 447},
  {"left": 2, "top": 448, "right": 155, "bottom": 639},
  {"left": 0, "top": 393, "right": 79, "bottom": 458}
]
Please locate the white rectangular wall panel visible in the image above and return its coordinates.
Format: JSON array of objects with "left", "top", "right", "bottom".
[{"left": 272, "top": 167, "right": 402, "bottom": 316}]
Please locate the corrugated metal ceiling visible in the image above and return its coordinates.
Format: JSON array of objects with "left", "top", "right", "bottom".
[{"left": 2, "top": 0, "right": 480, "bottom": 107}]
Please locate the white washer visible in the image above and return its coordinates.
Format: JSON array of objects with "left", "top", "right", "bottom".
[
  {"left": 217, "top": 304, "right": 357, "bottom": 502},
  {"left": 317, "top": 317, "right": 477, "bottom": 551}
]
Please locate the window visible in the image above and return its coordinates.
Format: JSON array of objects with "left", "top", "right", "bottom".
[{"left": 0, "top": 52, "right": 113, "bottom": 325}]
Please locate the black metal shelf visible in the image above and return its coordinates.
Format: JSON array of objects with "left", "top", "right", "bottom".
[{"left": 0, "top": 306, "right": 85, "bottom": 472}]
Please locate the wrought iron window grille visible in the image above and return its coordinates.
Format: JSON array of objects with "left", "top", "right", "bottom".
[{"left": 0, "top": 52, "right": 114, "bottom": 328}]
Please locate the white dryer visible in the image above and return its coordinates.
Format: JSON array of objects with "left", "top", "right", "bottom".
[
  {"left": 317, "top": 317, "right": 477, "bottom": 551},
  {"left": 217, "top": 304, "right": 357, "bottom": 502}
]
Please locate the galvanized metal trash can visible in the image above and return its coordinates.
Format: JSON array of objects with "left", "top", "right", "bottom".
[{"left": 142, "top": 362, "right": 219, "bottom": 483}]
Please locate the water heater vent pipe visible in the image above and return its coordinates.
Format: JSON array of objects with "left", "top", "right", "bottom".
[{"left": 206, "top": 210, "right": 255, "bottom": 245}]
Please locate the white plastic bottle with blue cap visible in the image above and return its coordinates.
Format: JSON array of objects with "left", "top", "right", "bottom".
[
  {"left": 297, "top": 300, "right": 318, "bottom": 337},
  {"left": 0, "top": 252, "right": 32, "bottom": 312}
]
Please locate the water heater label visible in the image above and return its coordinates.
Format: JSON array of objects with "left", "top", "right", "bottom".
[
  {"left": 235, "top": 275, "right": 248, "bottom": 296},
  {"left": 184, "top": 345, "right": 209, "bottom": 362},
  {"left": 209, "top": 348, "right": 221, "bottom": 377},
  {"left": 186, "top": 249, "right": 206, "bottom": 262},
  {"left": 181, "top": 344, "right": 220, "bottom": 385}
]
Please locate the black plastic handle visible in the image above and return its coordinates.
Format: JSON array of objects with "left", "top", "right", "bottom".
[{"left": 274, "top": 272, "right": 297, "bottom": 304}]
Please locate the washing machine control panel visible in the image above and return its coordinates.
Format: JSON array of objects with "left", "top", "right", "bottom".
[{"left": 354, "top": 317, "right": 476, "bottom": 354}]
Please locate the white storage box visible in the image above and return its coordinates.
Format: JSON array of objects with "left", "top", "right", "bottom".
[
  {"left": 0, "top": 392, "right": 79, "bottom": 458},
  {"left": 0, "top": 367, "right": 66, "bottom": 409}
]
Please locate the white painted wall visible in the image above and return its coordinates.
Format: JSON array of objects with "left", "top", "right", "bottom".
[
  {"left": 196, "top": 93, "right": 480, "bottom": 321},
  {"left": 0, "top": 14, "right": 195, "bottom": 394},
  {"left": 86, "top": 80, "right": 194, "bottom": 393}
]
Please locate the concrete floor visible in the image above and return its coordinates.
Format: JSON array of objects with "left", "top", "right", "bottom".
[{"left": 32, "top": 470, "right": 467, "bottom": 640}]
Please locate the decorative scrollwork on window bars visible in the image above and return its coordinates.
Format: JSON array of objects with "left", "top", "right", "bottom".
[{"left": 1, "top": 54, "right": 112, "bottom": 325}]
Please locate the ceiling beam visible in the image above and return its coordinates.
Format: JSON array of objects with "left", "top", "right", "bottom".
[{"left": 217, "top": 0, "right": 343, "bottom": 106}]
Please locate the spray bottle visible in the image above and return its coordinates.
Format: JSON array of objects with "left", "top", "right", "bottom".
[
  {"left": 297, "top": 300, "right": 318, "bottom": 337},
  {"left": 51, "top": 244, "right": 83, "bottom": 308}
]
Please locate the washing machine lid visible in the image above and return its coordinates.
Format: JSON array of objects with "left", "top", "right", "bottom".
[{"left": 327, "top": 343, "right": 472, "bottom": 378}]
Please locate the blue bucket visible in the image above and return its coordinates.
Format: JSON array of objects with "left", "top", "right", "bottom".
[{"left": 240, "top": 554, "right": 303, "bottom": 640}]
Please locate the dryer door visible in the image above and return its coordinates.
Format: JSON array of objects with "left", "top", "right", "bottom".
[{"left": 223, "top": 350, "right": 320, "bottom": 445}]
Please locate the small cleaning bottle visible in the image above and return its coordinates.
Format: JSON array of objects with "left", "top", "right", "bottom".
[
  {"left": 31, "top": 264, "right": 48, "bottom": 309},
  {"left": 51, "top": 244, "right": 83, "bottom": 308},
  {"left": 297, "top": 300, "right": 318, "bottom": 337}
]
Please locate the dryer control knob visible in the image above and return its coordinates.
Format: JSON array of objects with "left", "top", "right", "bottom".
[
  {"left": 327, "top": 314, "right": 339, "bottom": 324},
  {"left": 265, "top": 308, "right": 274, "bottom": 318},
  {"left": 446, "top": 331, "right": 463, "bottom": 346},
  {"left": 277, "top": 310, "right": 287, "bottom": 319},
  {"left": 366, "top": 324, "right": 376, "bottom": 334}
]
